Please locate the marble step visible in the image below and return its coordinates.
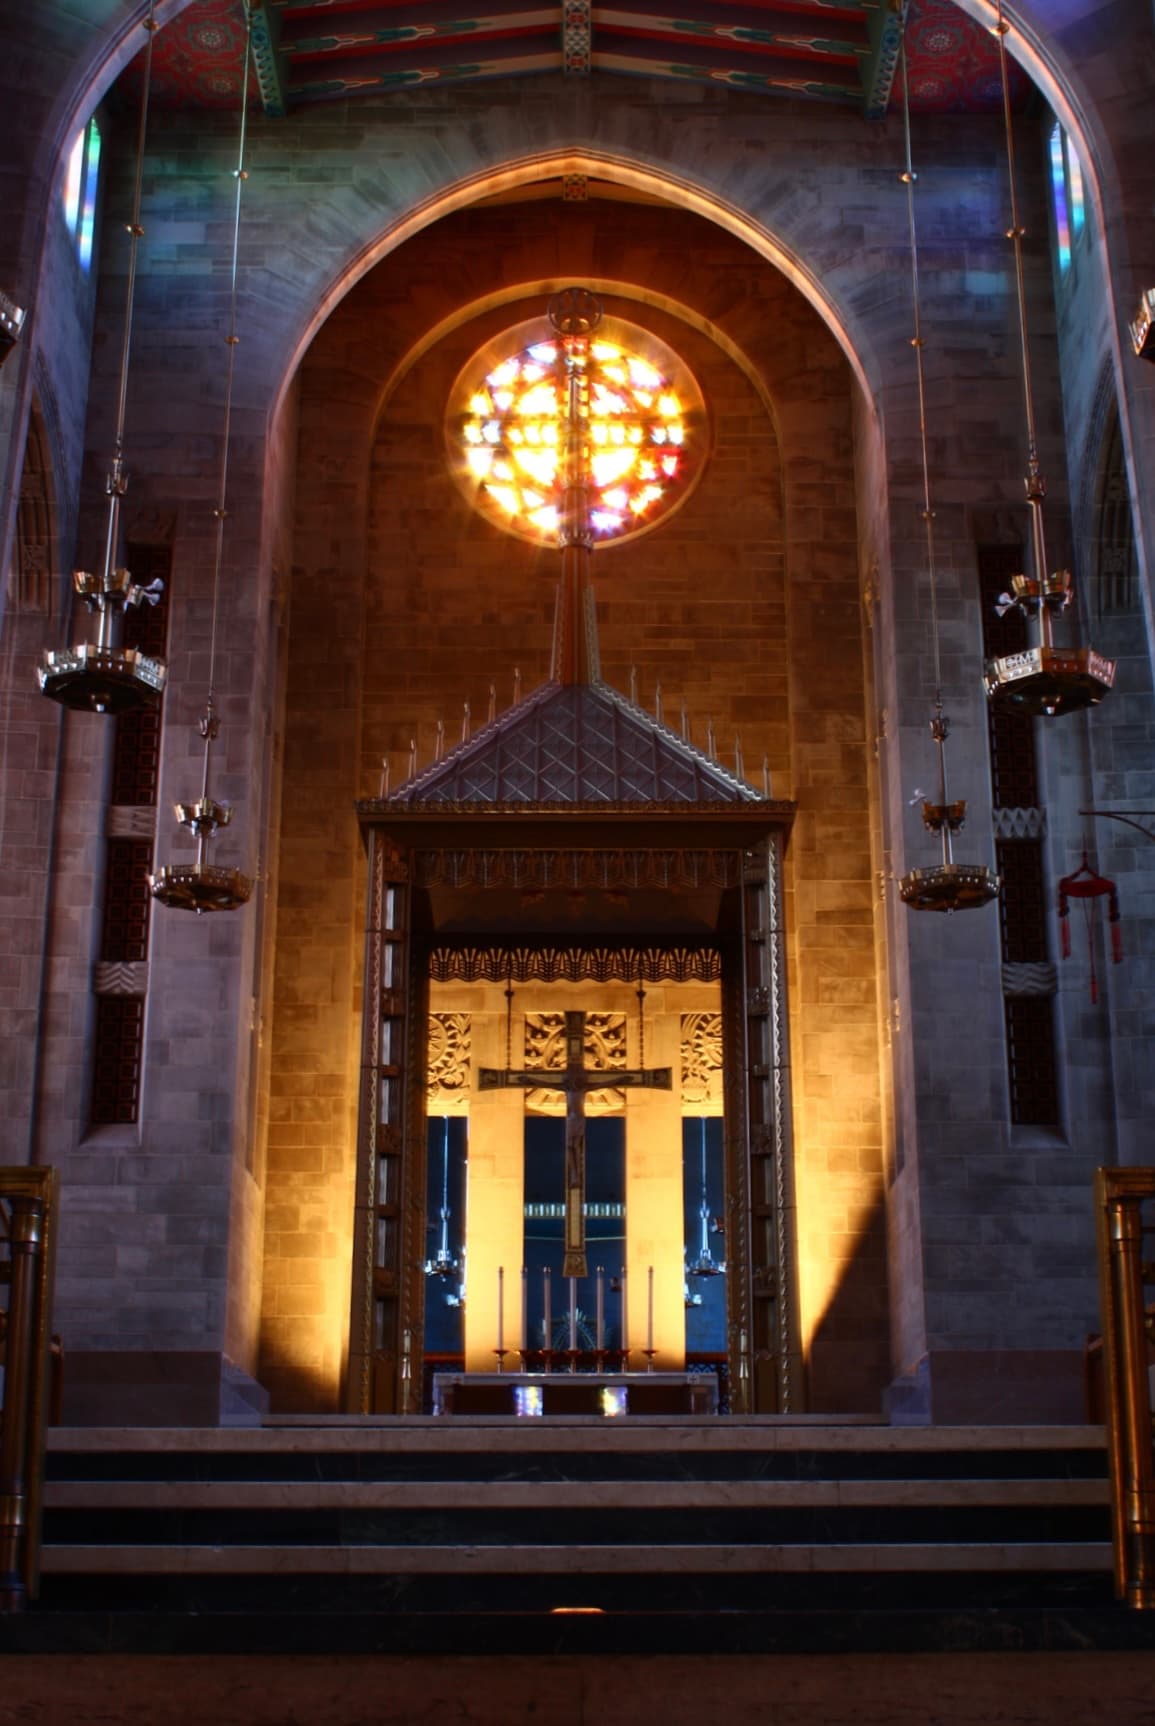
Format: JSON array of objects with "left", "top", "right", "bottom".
[
  {"left": 48, "top": 1422, "right": 1107, "bottom": 1455},
  {"left": 40, "top": 1540, "right": 1114, "bottom": 1576},
  {"left": 43, "top": 1477, "right": 1109, "bottom": 1511}
]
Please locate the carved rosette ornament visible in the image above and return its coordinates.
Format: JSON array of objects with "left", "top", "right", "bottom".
[
  {"left": 681, "top": 1011, "right": 723, "bottom": 1110},
  {"left": 427, "top": 1013, "right": 471, "bottom": 1110},
  {"left": 523, "top": 1011, "right": 626, "bottom": 1115}
]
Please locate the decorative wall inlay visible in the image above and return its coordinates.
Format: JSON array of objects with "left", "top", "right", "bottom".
[
  {"left": 428, "top": 945, "right": 721, "bottom": 984},
  {"left": 411, "top": 845, "right": 746, "bottom": 892},
  {"left": 107, "top": 806, "right": 157, "bottom": 838},
  {"left": 993, "top": 805, "right": 1046, "bottom": 840},
  {"left": 681, "top": 1011, "right": 723, "bottom": 1108},
  {"left": 427, "top": 1012, "right": 470, "bottom": 1107},
  {"left": 1002, "top": 961, "right": 1058, "bottom": 998},
  {"left": 93, "top": 960, "right": 150, "bottom": 996},
  {"left": 10, "top": 406, "right": 52, "bottom": 613},
  {"left": 523, "top": 1011, "right": 625, "bottom": 1114}
]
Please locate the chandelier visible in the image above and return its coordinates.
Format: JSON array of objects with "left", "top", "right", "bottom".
[
  {"left": 982, "top": 0, "right": 1114, "bottom": 719},
  {"left": 39, "top": 3, "right": 167, "bottom": 716}
]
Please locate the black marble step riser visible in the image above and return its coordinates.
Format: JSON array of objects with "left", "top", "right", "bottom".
[
  {"left": 42, "top": 1505, "right": 1110, "bottom": 1546},
  {"left": 5, "top": 1603, "right": 1153, "bottom": 1658},
  {"left": 28, "top": 1569, "right": 1119, "bottom": 1617},
  {"left": 45, "top": 1449, "right": 1110, "bottom": 1485}
]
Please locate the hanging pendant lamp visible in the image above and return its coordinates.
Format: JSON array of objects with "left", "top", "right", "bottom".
[
  {"left": 896, "top": 30, "right": 999, "bottom": 916},
  {"left": 39, "top": 2, "right": 167, "bottom": 715},
  {"left": 982, "top": 0, "right": 1114, "bottom": 718},
  {"left": 150, "top": 6, "right": 253, "bottom": 915}
]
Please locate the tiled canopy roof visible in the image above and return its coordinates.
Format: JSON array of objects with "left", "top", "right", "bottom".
[{"left": 390, "top": 678, "right": 762, "bottom": 806}]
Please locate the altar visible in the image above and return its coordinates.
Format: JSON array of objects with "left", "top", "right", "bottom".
[{"left": 432, "top": 1371, "right": 718, "bottom": 1417}]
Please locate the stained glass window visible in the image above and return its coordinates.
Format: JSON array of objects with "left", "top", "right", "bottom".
[
  {"left": 452, "top": 326, "right": 701, "bottom": 545},
  {"left": 1049, "top": 121, "right": 1085, "bottom": 275},
  {"left": 63, "top": 117, "right": 102, "bottom": 270}
]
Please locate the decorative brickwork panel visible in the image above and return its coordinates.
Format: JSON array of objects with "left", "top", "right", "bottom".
[
  {"left": 996, "top": 839, "right": 1049, "bottom": 965},
  {"left": 100, "top": 837, "right": 154, "bottom": 964},
  {"left": 1004, "top": 995, "right": 1060, "bottom": 1127},
  {"left": 111, "top": 543, "right": 170, "bottom": 807},
  {"left": 427, "top": 1012, "right": 470, "bottom": 1109},
  {"left": 89, "top": 994, "right": 145, "bottom": 1126},
  {"left": 681, "top": 1010, "right": 722, "bottom": 1108},
  {"left": 978, "top": 543, "right": 1039, "bottom": 810}
]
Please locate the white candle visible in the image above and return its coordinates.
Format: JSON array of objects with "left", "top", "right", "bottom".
[
  {"left": 647, "top": 1265, "right": 654, "bottom": 1354},
  {"left": 569, "top": 1275, "right": 577, "bottom": 1353},
  {"left": 596, "top": 1267, "right": 605, "bottom": 1352},
  {"left": 497, "top": 1265, "right": 504, "bottom": 1356}
]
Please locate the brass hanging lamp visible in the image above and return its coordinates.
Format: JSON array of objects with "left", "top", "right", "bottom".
[
  {"left": 897, "top": 27, "right": 999, "bottom": 916},
  {"left": 150, "top": 6, "right": 254, "bottom": 915},
  {"left": 982, "top": 0, "right": 1114, "bottom": 718},
  {"left": 39, "top": 2, "right": 167, "bottom": 715}
]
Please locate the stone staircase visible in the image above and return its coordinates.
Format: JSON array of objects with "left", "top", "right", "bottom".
[{"left": 4, "top": 1418, "right": 1152, "bottom": 1654}]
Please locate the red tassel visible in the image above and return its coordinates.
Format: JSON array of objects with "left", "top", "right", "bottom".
[
  {"left": 1060, "top": 914, "right": 1071, "bottom": 960},
  {"left": 1112, "top": 921, "right": 1123, "bottom": 964}
]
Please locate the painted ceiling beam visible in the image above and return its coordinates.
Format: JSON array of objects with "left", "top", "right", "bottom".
[
  {"left": 250, "top": 1, "right": 288, "bottom": 116},
  {"left": 861, "top": 0, "right": 906, "bottom": 120},
  {"left": 593, "top": 46, "right": 858, "bottom": 99},
  {"left": 288, "top": 49, "right": 560, "bottom": 98},
  {"left": 285, "top": 10, "right": 557, "bottom": 55},
  {"left": 594, "top": 8, "right": 867, "bottom": 61}
]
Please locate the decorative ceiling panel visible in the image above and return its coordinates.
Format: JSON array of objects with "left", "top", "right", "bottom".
[{"left": 117, "top": 0, "right": 1032, "bottom": 116}]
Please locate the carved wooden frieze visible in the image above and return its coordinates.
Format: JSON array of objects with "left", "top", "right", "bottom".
[
  {"left": 427, "top": 1012, "right": 470, "bottom": 1111},
  {"left": 681, "top": 1011, "right": 723, "bottom": 1109},
  {"left": 522, "top": 1011, "right": 625, "bottom": 1115}
]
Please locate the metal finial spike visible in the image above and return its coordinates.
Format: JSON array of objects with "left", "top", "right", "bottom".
[
  {"left": 735, "top": 734, "right": 745, "bottom": 780},
  {"left": 655, "top": 683, "right": 663, "bottom": 725},
  {"left": 681, "top": 703, "right": 689, "bottom": 742},
  {"left": 435, "top": 718, "right": 445, "bottom": 762},
  {"left": 408, "top": 737, "right": 417, "bottom": 779},
  {"left": 488, "top": 683, "right": 497, "bottom": 724},
  {"left": 707, "top": 718, "right": 717, "bottom": 761},
  {"left": 462, "top": 702, "right": 471, "bottom": 744},
  {"left": 763, "top": 756, "right": 771, "bottom": 799},
  {"left": 629, "top": 666, "right": 638, "bottom": 704},
  {"left": 380, "top": 758, "right": 390, "bottom": 799},
  {"left": 514, "top": 667, "right": 522, "bottom": 704}
]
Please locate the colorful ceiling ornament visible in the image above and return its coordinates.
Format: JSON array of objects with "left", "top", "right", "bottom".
[{"left": 115, "top": 0, "right": 1034, "bottom": 116}]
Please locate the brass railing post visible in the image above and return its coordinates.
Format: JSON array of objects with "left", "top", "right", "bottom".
[
  {"left": 0, "top": 1168, "right": 58, "bottom": 1613},
  {"left": 1096, "top": 1167, "right": 1155, "bottom": 1610}
]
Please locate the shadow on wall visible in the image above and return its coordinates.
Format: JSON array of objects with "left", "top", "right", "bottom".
[{"left": 803, "top": 1191, "right": 891, "bottom": 1417}]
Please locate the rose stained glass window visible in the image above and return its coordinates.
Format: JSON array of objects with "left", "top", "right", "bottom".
[{"left": 451, "top": 326, "right": 701, "bottom": 546}]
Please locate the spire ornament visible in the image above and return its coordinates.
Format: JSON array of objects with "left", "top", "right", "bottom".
[
  {"left": 39, "top": 3, "right": 167, "bottom": 715},
  {"left": 150, "top": 7, "right": 254, "bottom": 915},
  {"left": 982, "top": 0, "right": 1114, "bottom": 718},
  {"left": 895, "top": 27, "right": 999, "bottom": 916}
]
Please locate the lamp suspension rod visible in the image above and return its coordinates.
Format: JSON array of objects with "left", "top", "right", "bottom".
[
  {"left": 900, "top": 29, "right": 952, "bottom": 869},
  {"left": 98, "top": 0, "right": 157, "bottom": 651},
  {"left": 993, "top": 0, "right": 1052, "bottom": 645},
  {"left": 201, "top": 0, "right": 254, "bottom": 796}
]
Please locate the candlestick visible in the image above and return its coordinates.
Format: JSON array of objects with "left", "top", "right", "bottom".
[
  {"left": 520, "top": 1265, "right": 528, "bottom": 1359},
  {"left": 621, "top": 1264, "right": 628, "bottom": 1363},
  {"left": 647, "top": 1265, "right": 654, "bottom": 1354},
  {"left": 596, "top": 1266, "right": 605, "bottom": 1354},
  {"left": 569, "top": 1274, "right": 577, "bottom": 1359},
  {"left": 543, "top": 1265, "right": 552, "bottom": 1364},
  {"left": 497, "top": 1265, "right": 504, "bottom": 1356}
]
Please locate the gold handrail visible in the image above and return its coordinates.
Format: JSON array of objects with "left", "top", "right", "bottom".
[
  {"left": 0, "top": 1166, "right": 58, "bottom": 1613},
  {"left": 1095, "top": 1167, "right": 1155, "bottom": 1609}
]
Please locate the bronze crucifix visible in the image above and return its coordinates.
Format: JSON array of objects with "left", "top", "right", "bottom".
[{"left": 478, "top": 1009, "right": 671, "bottom": 1277}]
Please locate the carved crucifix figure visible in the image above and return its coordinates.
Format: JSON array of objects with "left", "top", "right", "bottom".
[{"left": 478, "top": 1009, "right": 671, "bottom": 1277}]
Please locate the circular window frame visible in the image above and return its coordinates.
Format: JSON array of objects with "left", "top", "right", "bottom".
[{"left": 446, "top": 313, "right": 709, "bottom": 551}]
